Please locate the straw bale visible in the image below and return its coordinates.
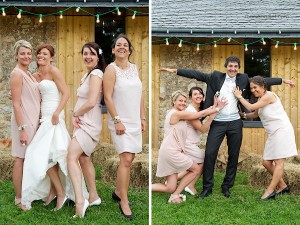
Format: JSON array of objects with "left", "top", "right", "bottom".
[
  {"left": 249, "top": 163, "right": 300, "bottom": 194},
  {"left": 102, "top": 153, "right": 149, "bottom": 188},
  {"left": 91, "top": 142, "right": 116, "bottom": 164},
  {"left": 237, "top": 153, "right": 262, "bottom": 172},
  {"left": 151, "top": 155, "right": 165, "bottom": 184},
  {"left": 0, "top": 147, "right": 14, "bottom": 180}
]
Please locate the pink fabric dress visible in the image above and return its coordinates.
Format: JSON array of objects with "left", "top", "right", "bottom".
[
  {"left": 73, "top": 69, "right": 103, "bottom": 156},
  {"left": 184, "top": 104, "right": 205, "bottom": 164},
  {"left": 10, "top": 67, "right": 41, "bottom": 158},
  {"left": 156, "top": 108, "right": 193, "bottom": 177},
  {"left": 107, "top": 62, "right": 142, "bottom": 154},
  {"left": 258, "top": 91, "right": 297, "bottom": 160}
]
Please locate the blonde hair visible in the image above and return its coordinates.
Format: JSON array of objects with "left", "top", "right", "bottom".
[
  {"left": 171, "top": 90, "right": 187, "bottom": 105},
  {"left": 13, "top": 40, "right": 33, "bottom": 60}
]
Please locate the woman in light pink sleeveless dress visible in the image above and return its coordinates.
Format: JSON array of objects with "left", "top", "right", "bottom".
[
  {"left": 9, "top": 40, "right": 41, "bottom": 207},
  {"left": 103, "top": 34, "right": 147, "bottom": 219},
  {"left": 234, "top": 76, "right": 297, "bottom": 200},
  {"left": 152, "top": 90, "right": 226, "bottom": 203},
  {"left": 178, "top": 87, "right": 216, "bottom": 196},
  {"left": 67, "top": 42, "right": 106, "bottom": 218}
]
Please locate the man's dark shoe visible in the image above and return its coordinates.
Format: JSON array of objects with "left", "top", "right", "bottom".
[
  {"left": 198, "top": 189, "right": 212, "bottom": 199},
  {"left": 222, "top": 188, "right": 231, "bottom": 198}
]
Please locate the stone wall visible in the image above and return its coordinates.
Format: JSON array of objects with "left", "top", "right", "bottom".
[
  {"left": 0, "top": 15, "right": 57, "bottom": 139},
  {"left": 159, "top": 44, "right": 212, "bottom": 148}
]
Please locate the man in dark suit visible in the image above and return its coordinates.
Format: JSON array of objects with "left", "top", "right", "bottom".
[{"left": 161, "top": 56, "right": 294, "bottom": 198}]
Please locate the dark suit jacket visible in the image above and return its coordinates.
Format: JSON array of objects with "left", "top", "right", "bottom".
[{"left": 177, "top": 69, "right": 282, "bottom": 109}]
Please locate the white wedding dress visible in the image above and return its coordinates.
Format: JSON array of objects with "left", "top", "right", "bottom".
[{"left": 21, "top": 80, "right": 87, "bottom": 208}]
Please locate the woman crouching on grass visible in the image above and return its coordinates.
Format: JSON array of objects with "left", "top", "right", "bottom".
[{"left": 152, "top": 90, "right": 227, "bottom": 203}]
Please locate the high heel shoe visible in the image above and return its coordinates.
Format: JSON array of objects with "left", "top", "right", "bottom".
[
  {"left": 112, "top": 191, "right": 121, "bottom": 201},
  {"left": 184, "top": 186, "right": 195, "bottom": 195},
  {"left": 14, "top": 197, "right": 21, "bottom": 206},
  {"left": 89, "top": 198, "right": 101, "bottom": 206},
  {"left": 52, "top": 196, "right": 69, "bottom": 211},
  {"left": 43, "top": 195, "right": 57, "bottom": 206},
  {"left": 259, "top": 192, "right": 276, "bottom": 200},
  {"left": 119, "top": 203, "right": 133, "bottom": 220},
  {"left": 72, "top": 199, "right": 89, "bottom": 219},
  {"left": 276, "top": 185, "right": 290, "bottom": 195}
]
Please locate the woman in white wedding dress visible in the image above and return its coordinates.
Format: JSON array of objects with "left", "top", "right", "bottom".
[{"left": 21, "top": 44, "right": 75, "bottom": 210}]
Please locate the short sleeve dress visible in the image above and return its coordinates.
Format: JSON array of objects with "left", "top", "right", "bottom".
[
  {"left": 107, "top": 62, "right": 142, "bottom": 154},
  {"left": 258, "top": 91, "right": 297, "bottom": 160},
  {"left": 73, "top": 69, "right": 103, "bottom": 156},
  {"left": 156, "top": 108, "right": 193, "bottom": 177},
  {"left": 10, "top": 67, "right": 41, "bottom": 158},
  {"left": 184, "top": 104, "right": 205, "bottom": 164}
]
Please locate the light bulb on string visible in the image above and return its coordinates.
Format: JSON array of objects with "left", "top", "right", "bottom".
[
  {"left": 196, "top": 43, "right": 200, "bottom": 51},
  {"left": 214, "top": 41, "right": 217, "bottom": 48},
  {"left": 96, "top": 14, "right": 100, "bottom": 23},
  {"left": 294, "top": 43, "right": 297, "bottom": 50},
  {"left": 132, "top": 11, "right": 136, "bottom": 19},
  {"left": 275, "top": 41, "right": 279, "bottom": 48},
  {"left": 39, "top": 14, "right": 43, "bottom": 23},
  {"left": 165, "top": 38, "right": 169, "bottom": 45},
  {"left": 1, "top": 8, "right": 5, "bottom": 16},
  {"left": 261, "top": 38, "right": 266, "bottom": 45},
  {"left": 59, "top": 11, "right": 63, "bottom": 19},
  {"left": 17, "top": 9, "right": 22, "bottom": 19},
  {"left": 227, "top": 37, "right": 231, "bottom": 42},
  {"left": 76, "top": 7, "right": 80, "bottom": 12},
  {"left": 244, "top": 44, "right": 248, "bottom": 51},
  {"left": 116, "top": 7, "right": 121, "bottom": 16},
  {"left": 178, "top": 39, "right": 183, "bottom": 47},
  {"left": 84, "top": 0, "right": 86, "bottom": 2}
]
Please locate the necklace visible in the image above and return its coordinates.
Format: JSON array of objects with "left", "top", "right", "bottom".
[{"left": 115, "top": 61, "right": 129, "bottom": 70}]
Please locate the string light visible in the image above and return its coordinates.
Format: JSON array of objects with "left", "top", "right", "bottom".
[
  {"left": 116, "top": 7, "right": 121, "bottom": 15},
  {"left": 214, "top": 41, "right": 217, "bottom": 47},
  {"left": 96, "top": 14, "right": 100, "bottom": 23},
  {"left": 76, "top": 7, "right": 80, "bottom": 12},
  {"left": 132, "top": 11, "right": 136, "bottom": 19},
  {"left": 1, "top": 7, "right": 5, "bottom": 16},
  {"left": 244, "top": 44, "right": 248, "bottom": 51},
  {"left": 17, "top": 9, "right": 22, "bottom": 19},
  {"left": 196, "top": 43, "right": 200, "bottom": 51},
  {"left": 84, "top": 0, "right": 86, "bottom": 2},
  {"left": 261, "top": 38, "right": 266, "bottom": 45},
  {"left": 59, "top": 11, "right": 63, "bottom": 19},
  {"left": 227, "top": 37, "right": 231, "bottom": 42},
  {"left": 165, "top": 38, "right": 169, "bottom": 45},
  {"left": 275, "top": 41, "right": 279, "bottom": 48},
  {"left": 39, "top": 14, "right": 43, "bottom": 23},
  {"left": 294, "top": 43, "right": 297, "bottom": 50},
  {"left": 178, "top": 39, "right": 182, "bottom": 47}
]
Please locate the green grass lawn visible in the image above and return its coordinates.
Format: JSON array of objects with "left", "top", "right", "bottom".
[
  {"left": 0, "top": 166, "right": 149, "bottom": 225},
  {"left": 152, "top": 172, "right": 300, "bottom": 225}
]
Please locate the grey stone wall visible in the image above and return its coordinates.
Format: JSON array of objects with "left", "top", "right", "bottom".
[
  {"left": 0, "top": 15, "right": 57, "bottom": 140},
  {"left": 159, "top": 44, "right": 212, "bottom": 148}
]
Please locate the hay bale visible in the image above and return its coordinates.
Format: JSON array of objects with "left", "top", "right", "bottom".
[
  {"left": 249, "top": 163, "right": 300, "bottom": 194},
  {"left": 102, "top": 153, "right": 149, "bottom": 188},
  {"left": 91, "top": 142, "right": 116, "bottom": 164},
  {"left": 0, "top": 147, "right": 14, "bottom": 180},
  {"left": 237, "top": 153, "right": 262, "bottom": 172},
  {"left": 286, "top": 155, "right": 300, "bottom": 164},
  {"left": 151, "top": 155, "right": 165, "bottom": 184}
]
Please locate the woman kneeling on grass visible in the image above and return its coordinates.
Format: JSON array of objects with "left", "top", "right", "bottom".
[
  {"left": 152, "top": 90, "right": 227, "bottom": 203},
  {"left": 233, "top": 76, "right": 297, "bottom": 200}
]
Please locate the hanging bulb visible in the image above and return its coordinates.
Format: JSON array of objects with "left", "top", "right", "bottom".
[
  {"left": 116, "top": 7, "right": 121, "bottom": 15},
  {"left": 227, "top": 37, "right": 231, "bottom": 42},
  {"left": 214, "top": 41, "right": 217, "bottom": 48},
  {"left": 132, "top": 11, "right": 136, "bottom": 19},
  {"left": 245, "top": 44, "right": 248, "bottom": 51},
  {"left": 178, "top": 39, "right": 183, "bottom": 47},
  {"left": 84, "top": 0, "right": 86, "bottom": 2},
  {"left": 1, "top": 8, "right": 6, "bottom": 16},
  {"left": 261, "top": 38, "right": 266, "bottom": 45},
  {"left": 96, "top": 14, "right": 100, "bottom": 23},
  {"left": 196, "top": 44, "right": 200, "bottom": 51},
  {"left": 17, "top": 9, "right": 22, "bottom": 19},
  {"left": 76, "top": 7, "right": 80, "bottom": 12},
  {"left": 294, "top": 43, "right": 297, "bottom": 50},
  {"left": 59, "top": 11, "right": 63, "bottom": 19},
  {"left": 165, "top": 38, "right": 169, "bottom": 45},
  {"left": 39, "top": 14, "right": 43, "bottom": 23},
  {"left": 275, "top": 41, "right": 279, "bottom": 48}
]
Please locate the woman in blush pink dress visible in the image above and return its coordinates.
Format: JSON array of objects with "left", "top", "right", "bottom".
[
  {"left": 152, "top": 90, "right": 227, "bottom": 203},
  {"left": 178, "top": 87, "right": 216, "bottom": 196},
  {"left": 233, "top": 76, "right": 297, "bottom": 200},
  {"left": 9, "top": 40, "right": 41, "bottom": 207},
  {"left": 67, "top": 42, "right": 106, "bottom": 218}
]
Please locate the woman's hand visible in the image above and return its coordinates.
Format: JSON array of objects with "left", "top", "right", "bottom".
[
  {"left": 217, "top": 96, "right": 228, "bottom": 110},
  {"left": 282, "top": 79, "right": 295, "bottom": 88},
  {"left": 115, "top": 122, "right": 126, "bottom": 135},
  {"left": 72, "top": 116, "right": 81, "bottom": 128},
  {"left": 51, "top": 112, "right": 59, "bottom": 125},
  {"left": 19, "top": 130, "right": 28, "bottom": 146},
  {"left": 160, "top": 68, "right": 177, "bottom": 73},
  {"left": 141, "top": 120, "right": 147, "bottom": 133},
  {"left": 233, "top": 87, "right": 243, "bottom": 98}
]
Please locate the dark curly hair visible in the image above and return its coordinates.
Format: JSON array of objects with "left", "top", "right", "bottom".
[{"left": 224, "top": 56, "right": 240, "bottom": 68}]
